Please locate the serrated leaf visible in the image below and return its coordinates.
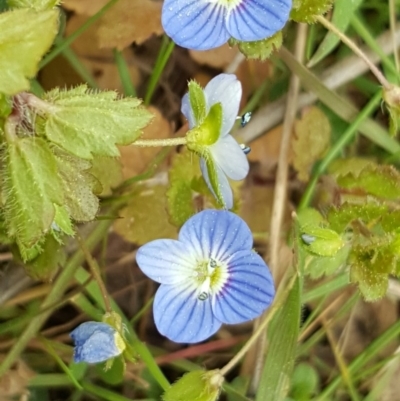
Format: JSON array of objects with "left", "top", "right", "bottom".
[
  {"left": 292, "top": 107, "right": 330, "bottom": 181},
  {"left": 304, "top": 245, "right": 350, "bottom": 279},
  {"left": 7, "top": 0, "right": 60, "bottom": 10},
  {"left": 53, "top": 204, "right": 74, "bottom": 236},
  {"left": 163, "top": 370, "right": 223, "bottom": 401},
  {"left": 328, "top": 157, "right": 374, "bottom": 178},
  {"left": 53, "top": 147, "right": 100, "bottom": 221},
  {"left": 0, "top": 8, "right": 58, "bottom": 95},
  {"left": 337, "top": 164, "right": 400, "bottom": 200},
  {"left": 2, "top": 137, "right": 63, "bottom": 259},
  {"left": 328, "top": 203, "right": 388, "bottom": 233},
  {"left": 301, "top": 226, "right": 344, "bottom": 257},
  {"left": 231, "top": 31, "right": 282, "bottom": 61},
  {"left": 167, "top": 151, "right": 200, "bottom": 227},
  {"left": 383, "top": 85, "right": 400, "bottom": 136},
  {"left": 308, "top": 0, "right": 363, "bottom": 67},
  {"left": 89, "top": 156, "right": 123, "bottom": 196},
  {"left": 114, "top": 184, "right": 177, "bottom": 245},
  {"left": 41, "top": 85, "right": 153, "bottom": 159},
  {"left": 256, "top": 275, "right": 301, "bottom": 401},
  {"left": 188, "top": 81, "right": 207, "bottom": 126},
  {"left": 24, "top": 234, "right": 65, "bottom": 281},
  {"left": 291, "top": 0, "right": 334, "bottom": 23}
]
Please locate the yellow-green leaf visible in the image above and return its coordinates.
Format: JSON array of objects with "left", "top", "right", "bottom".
[
  {"left": 7, "top": 0, "right": 60, "bottom": 10},
  {"left": 292, "top": 107, "right": 330, "bottom": 182},
  {"left": 41, "top": 85, "right": 153, "bottom": 159},
  {"left": 291, "top": 0, "right": 334, "bottom": 23},
  {"left": 2, "top": 137, "right": 63, "bottom": 259},
  {"left": 0, "top": 8, "right": 58, "bottom": 94},
  {"left": 90, "top": 156, "right": 123, "bottom": 196}
]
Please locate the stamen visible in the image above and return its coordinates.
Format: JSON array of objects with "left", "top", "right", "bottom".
[
  {"left": 198, "top": 292, "right": 209, "bottom": 301},
  {"left": 240, "top": 111, "right": 252, "bottom": 127},
  {"left": 240, "top": 143, "right": 251, "bottom": 155},
  {"left": 209, "top": 258, "right": 217, "bottom": 268}
]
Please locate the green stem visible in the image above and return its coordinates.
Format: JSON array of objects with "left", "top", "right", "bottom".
[
  {"left": 39, "top": 0, "right": 121, "bottom": 69},
  {"left": 76, "top": 233, "right": 112, "bottom": 313},
  {"left": 133, "top": 137, "right": 187, "bottom": 147},
  {"left": 298, "top": 90, "right": 382, "bottom": 209},
  {"left": 144, "top": 37, "right": 175, "bottom": 105},
  {"left": 113, "top": 49, "right": 136, "bottom": 97},
  {"left": 0, "top": 217, "right": 115, "bottom": 378}
]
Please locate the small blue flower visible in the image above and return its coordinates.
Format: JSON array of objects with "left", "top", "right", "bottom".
[
  {"left": 70, "top": 322, "right": 126, "bottom": 364},
  {"left": 184, "top": 74, "right": 249, "bottom": 209},
  {"left": 162, "top": 0, "right": 292, "bottom": 50},
  {"left": 136, "top": 209, "right": 275, "bottom": 343}
]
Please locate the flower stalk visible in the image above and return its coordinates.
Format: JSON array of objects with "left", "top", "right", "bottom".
[{"left": 132, "top": 137, "right": 187, "bottom": 147}]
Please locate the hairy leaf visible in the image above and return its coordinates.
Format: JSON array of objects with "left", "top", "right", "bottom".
[
  {"left": 41, "top": 85, "right": 153, "bottom": 159},
  {"left": 292, "top": 107, "right": 330, "bottom": 181},
  {"left": 0, "top": 8, "right": 58, "bottom": 94},
  {"left": 167, "top": 151, "right": 201, "bottom": 227},
  {"left": 7, "top": 0, "right": 60, "bottom": 10},
  {"left": 90, "top": 156, "right": 123, "bottom": 196},
  {"left": 291, "top": 0, "right": 334, "bottom": 23},
  {"left": 53, "top": 147, "right": 100, "bottom": 222},
  {"left": 2, "top": 137, "right": 63, "bottom": 260},
  {"left": 114, "top": 184, "right": 177, "bottom": 245},
  {"left": 230, "top": 31, "right": 282, "bottom": 61}
]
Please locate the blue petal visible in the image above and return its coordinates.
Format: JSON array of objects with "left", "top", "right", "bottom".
[
  {"left": 71, "top": 322, "right": 121, "bottom": 364},
  {"left": 226, "top": 0, "right": 292, "bottom": 42},
  {"left": 137, "top": 239, "right": 195, "bottom": 284},
  {"left": 212, "top": 250, "right": 275, "bottom": 324},
  {"left": 181, "top": 93, "right": 196, "bottom": 129},
  {"left": 153, "top": 283, "right": 221, "bottom": 343},
  {"left": 203, "top": 74, "right": 242, "bottom": 136},
  {"left": 162, "top": 0, "right": 230, "bottom": 50},
  {"left": 179, "top": 209, "right": 253, "bottom": 262},
  {"left": 200, "top": 156, "right": 233, "bottom": 210},
  {"left": 211, "top": 135, "right": 249, "bottom": 180}
]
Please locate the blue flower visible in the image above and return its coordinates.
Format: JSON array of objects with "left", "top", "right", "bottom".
[
  {"left": 70, "top": 322, "right": 126, "bottom": 364},
  {"left": 184, "top": 74, "right": 249, "bottom": 209},
  {"left": 162, "top": 0, "right": 292, "bottom": 50},
  {"left": 136, "top": 209, "right": 275, "bottom": 343}
]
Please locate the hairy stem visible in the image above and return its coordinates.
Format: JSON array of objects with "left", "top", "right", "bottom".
[{"left": 132, "top": 137, "right": 187, "bottom": 147}]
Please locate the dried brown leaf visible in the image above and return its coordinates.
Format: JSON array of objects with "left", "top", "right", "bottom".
[
  {"left": 119, "top": 106, "right": 172, "bottom": 179},
  {"left": 62, "top": 0, "right": 108, "bottom": 15},
  {"left": 97, "top": 0, "right": 163, "bottom": 50},
  {"left": 189, "top": 43, "right": 239, "bottom": 69}
]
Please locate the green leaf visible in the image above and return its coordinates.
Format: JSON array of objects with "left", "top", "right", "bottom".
[
  {"left": 187, "top": 103, "right": 223, "bottom": 150},
  {"left": 0, "top": 8, "right": 58, "bottom": 95},
  {"left": 96, "top": 355, "right": 125, "bottom": 385},
  {"left": 304, "top": 245, "right": 350, "bottom": 279},
  {"left": 301, "top": 226, "right": 344, "bottom": 257},
  {"left": 328, "top": 157, "right": 374, "bottom": 178},
  {"left": 53, "top": 147, "right": 100, "bottom": 222},
  {"left": 336, "top": 164, "right": 400, "bottom": 200},
  {"left": 383, "top": 85, "right": 400, "bottom": 136},
  {"left": 230, "top": 31, "right": 282, "bottom": 61},
  {"left": 24, "top": 234, "right": 66, "bottom": 281},
  {"left": 114, "top": 184, "right": 177, "bottom": 245},
  {"left": 167, "top": 151, "right": 201, "bottom": 227},
  {"left": 291, "top": 0, "right": 334, "bottom": 23},
  {"left": 89, "top": 156, "right": 123, "bottom": 196},
  {"left": 308, "top": 0, "right": 363, "bottom": 67},
  {"left": 0, "top": 93, "right": 11, "bottom": 118},
  {"left": 7, "top": 0, "right": 60, "bottom": 10},
  {"left": 188, "top": 81, "right": 207, "bottom": 126},
  {"left": 41, "top": 85, "right": 153, "bottom": 159},
  {"left": 163, "top": 370, "right": 223, "bottom": 401},
  {"left": 2, "top": 137, "right": 63, "bottom": 260},
  {"left": 256, "top": 275, "right": 301, "bottom": 401},
  {"left": 328, "top": 203, "right": 388, "bottom": 233},
  {"left": 53, "top": 204, "right": 74, "bottom": 236},
  {"left": 292, "top": 106, "right": 330, "bottom": 181},
  {"left": 290, "top": 363, "right": 319, "bottom": 400}
]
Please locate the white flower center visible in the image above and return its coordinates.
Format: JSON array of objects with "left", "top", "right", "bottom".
[
  {"left": 194, "top": 258, "right": 228, "bottom": 301},
  {"left": 207, "top": 0, "right": 242, "bottom": 11}
]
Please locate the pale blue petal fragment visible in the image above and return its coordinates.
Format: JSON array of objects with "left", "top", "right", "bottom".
[
  {"left": 181, "top": 93, "right": 196, "bottom": 129},
  {"left": 70, "top": 322, "right": 121, "bottom": 364},
  {"left": 136, "top": 239, "right": 195, "bottom": 284},
  {"left": 203, "top": 74, "right": 242, "bottom": 136},
  {"left": 200, "top": 157, "right": 233, "bottom": 210},
  {"left": 226, "top": 0, "right": 292, "bottom": 42},
  {"left": 162, "top": 0, "right": 230, "bottom": 50},
  {"left": 179, "top": 210, "right": 253, "bottom": 262},
  {"left": 210, "top": 135, "right": 249, "bottom": 180},
  {"left": 212, "top": 250, "right": 274, "bottom": 324},
  {"left": 154, "top": 283, "right": 221, "bottom": 343}
]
